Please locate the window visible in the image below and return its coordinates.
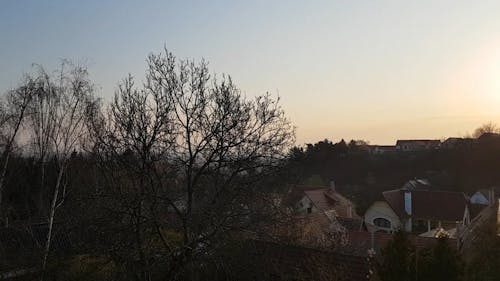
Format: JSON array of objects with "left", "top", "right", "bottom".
[
  {"left": 307, "top": 202, "right": 313, "bottom": 214},
  {"left": 373, "top": 218, "right": 391, "bottom": 228}
]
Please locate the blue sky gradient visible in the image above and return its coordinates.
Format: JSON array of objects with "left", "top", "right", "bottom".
[{"left": 2, "top": 1, "right": 500, "bottom": 144}]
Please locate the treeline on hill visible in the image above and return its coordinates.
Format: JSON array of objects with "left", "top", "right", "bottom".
[
  {"left": 0, "top": 50, "right": 295, "bottom": 280},
  {"left": 286, "top": 134, "right": 500, "bottom": 213}
]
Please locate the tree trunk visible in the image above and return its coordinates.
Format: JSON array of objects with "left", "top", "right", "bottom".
[{"left": 40, "top": 165, "right": 65, "bottom": 279}]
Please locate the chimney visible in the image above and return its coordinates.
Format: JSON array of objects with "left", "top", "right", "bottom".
[
  {"left": 404, "top": 191, "right": 412, "bottom": 215},
  {"left": 347, "top": 205, "right": 353, "bottom": 218},
  {"left": 330, "top": 180, "right": 336, "bottom": 192}
]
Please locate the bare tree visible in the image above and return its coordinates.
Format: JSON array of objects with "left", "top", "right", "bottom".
[
  {"left": 87, "top": 48, "right": 295, "bottom": 280},
  {"left": 0, "top": 77, "right": 36, "bottom": 221},
  {"left": 473, "top": 122, "right": 499, "bottom": 138},
  {"left": 28, "top": 62, "right": 97, "bottom": 276},
  {"left": 26, "top": 66, "right": 58, "bottom": 219}
]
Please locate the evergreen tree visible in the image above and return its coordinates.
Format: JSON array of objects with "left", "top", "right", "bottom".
[
  {"left": 377, "top": 230, "right": 415, "bottom": 281},
  {"left": 417, "top": 238, "right": 463, "bottom": 281}
]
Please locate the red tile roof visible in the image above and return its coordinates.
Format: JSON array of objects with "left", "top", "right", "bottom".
[
  {"left": 304, "top": 189, "right": 336, "bottom": 211},
  {"left": 304, "top": 188, "right": 359, "bottom": 218}
]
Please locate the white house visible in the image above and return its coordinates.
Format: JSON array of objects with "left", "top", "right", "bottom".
[
  {"left": 364, "top": 188, "right": 471, "bottom": 234},
  {"left": 364, "top": 201, "right": 401, "bottom": 233}
]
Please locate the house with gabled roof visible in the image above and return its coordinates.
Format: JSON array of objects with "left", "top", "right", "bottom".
[
  {"left": 368, "top": 145, "right": 396, "bottom": 155},
  {"left": 364, "top": 180, "right": 477, "bottom": 235},
  {"left": 294, "top": 182, "right": 359, "bottom": 219}
]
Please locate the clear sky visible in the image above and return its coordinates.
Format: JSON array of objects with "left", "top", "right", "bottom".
[{"left": 2, "top": 0, "right": 500, "bottom": 145}]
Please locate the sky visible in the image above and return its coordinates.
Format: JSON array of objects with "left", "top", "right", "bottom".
[{"left": 2, "top": 0, "right": 500, "bottom": 145}]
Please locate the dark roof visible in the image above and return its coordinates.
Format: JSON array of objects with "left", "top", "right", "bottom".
[
  {"left": 396, "top": 139, "right": 441, "bottom": 146},
  {"left": 442, "top": 137, "right": 474, "bottom": 145},
  {"left": 304, "top": 189, "right": 335, "bottom": 211},
  {"left": 337, "top": 217, "right": 364, "bottom": 231},
  {"left": 285, "top": 184, "right": 328, "bottom": 206},
  {"left": 401, "top": 179, "right": 431, "bottom": 191},
  {"left": 383, "top": 189, "right": 467, "bottom": 221},
  {"left": 368, "top": 145, "right": 396, "bottom": 150}
]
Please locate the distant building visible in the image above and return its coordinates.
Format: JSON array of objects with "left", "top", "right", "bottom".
[
  {"left": 395, "top": 139, "right": 440, "bottom": 152},
  {"left": 367, "top": 145, "right": 396, "bottom": 155},
  {"left": 441, "top": 137, "right": 474, "bottom": 149}
]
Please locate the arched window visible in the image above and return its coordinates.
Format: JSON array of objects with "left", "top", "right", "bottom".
[{"left": 373, "top": 218, "right": 391, "bottom": 228}]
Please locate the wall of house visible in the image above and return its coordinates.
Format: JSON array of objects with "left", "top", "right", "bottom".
[
  {"left": 364, "top": 201, "right": 401, "bottom": 232},
  {"left": 296, "top": 196, "right": 319, "bottom": 214},
  {"left": 470, "top": 192, "right": 489, "bottom": 205}
]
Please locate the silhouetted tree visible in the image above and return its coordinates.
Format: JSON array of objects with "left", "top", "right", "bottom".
[
  {"left": 417, "top": 238, "right": 463, "bottom": 281},
  {"left": 377, "top": 230, "right": 415, "bottom": 281},
  {"left": 87, "top": 48, "right": 294, "bottom": 280},
  {"left": 473, "top": 122, "right": 499, "bottom": 138},
  {"left": 25, "top": 62, "right": 98, "bottom": 277},
  {"left": 0, "top": 76, "right": 36, "bottom": 218}
]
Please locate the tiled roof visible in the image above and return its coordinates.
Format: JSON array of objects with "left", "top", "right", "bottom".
[
  {"left": 304, "top": 189, "right": 335, "bottom": 211},
  {"left": 383, "top": 189, "right": 467, "bottom": 221},
  {"left": 303, "top": 188, "right": 358, "bottom": 218},
  {"left": 402, "top": 179, "right": 431, "bottom": 191},
  {"left": 337, "top": 217, "right": 364, "bottom": 231},
  {"left": 285, "top": 184, "right": 328, "bottom": 206}
]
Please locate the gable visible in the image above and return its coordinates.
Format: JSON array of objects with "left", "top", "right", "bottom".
[
  {"left": 364, "top": 201, "right": 401, "bottom": 230},
  {"left": 470, "top": 192, "right": 489, "bottom": 205}
]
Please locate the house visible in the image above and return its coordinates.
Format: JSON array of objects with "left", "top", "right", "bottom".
[
  {"left": 470, "top": 188, "right": 495, "bottom": 205},
  {"left": 295, "top": 182, "right": 358, "bottom": 219},
  {"left": 364, "top": 188, "right": 471, "bottom": 234},
  {"left": 396, "top": 139, "right": 441, "bottom": 152},
  {"left": 368, "top": 145, "right": 396, "bottom": 155},
  {"left": 441, "top": 137, "right": 474, "bottom": 149},
  {"left": 364, "top": 200, "right": 402, "bottom": 233}
]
